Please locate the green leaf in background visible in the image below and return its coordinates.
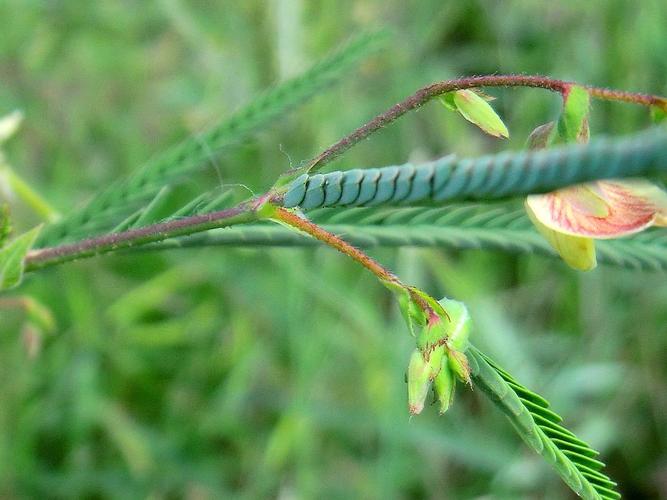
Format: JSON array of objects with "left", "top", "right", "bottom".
[
  {"left": 21, "top": 295, "right": 56, "bottom": 333},
  {"left": 37, "top": 30, "right": 389, "bottom": 246},
  {"left": 650, "top": 105, "right": 667, "bottom": 123},
  {"left": 0, "top": 225, "right": 41, "bottom": 290},
  {"left": 0, "top": 204, "right": 10, "bottom": 248},
  {"left": 556, "top": 85, "right": 590, "bottom": 143},
  {"left": 0, "top": 110, "right": 23, "bottom": 144},
  {"left": 440, "top": 90, "right": 509, "bottom": 138}
]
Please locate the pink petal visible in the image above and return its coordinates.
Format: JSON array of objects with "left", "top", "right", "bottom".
[
  {"left": 526, "top": 180, "right": 664, "bottom": 239},
  {"left": 525, "top": 201, "right": 597, "bottom": 271}
]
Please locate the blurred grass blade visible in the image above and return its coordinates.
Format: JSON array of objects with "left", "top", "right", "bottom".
[
  {"left": 128, "top": 186, "right": 172, "bottom": 229},
  {"left": 0, "top": 225, "right": 41, "bottom": 290},
  {"left": 650, "top": 105, "right": 666, "bottom": 123},
  {"left": 38, "top": 30, "right": 389, "bottom": 246}
]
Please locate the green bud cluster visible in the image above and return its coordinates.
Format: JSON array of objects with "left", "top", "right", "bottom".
[{"left": 404, "top": 295, "right": 473, "bottom": 415}]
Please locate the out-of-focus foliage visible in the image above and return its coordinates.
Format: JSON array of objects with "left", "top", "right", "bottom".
[{"left": 0, "top": 1, "right": 666, "bottom": 498}]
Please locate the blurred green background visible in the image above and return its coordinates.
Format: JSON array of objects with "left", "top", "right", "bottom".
[{"left": 1, "top": 0, "right": 667, "bottom": 498}]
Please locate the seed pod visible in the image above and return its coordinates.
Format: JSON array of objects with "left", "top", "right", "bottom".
[{"left": 407, "top": 349, "right": 431, "bottom": 415}]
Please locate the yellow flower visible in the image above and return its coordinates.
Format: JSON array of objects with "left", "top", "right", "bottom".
[{"left": 525, "top": 179, "right": 667, "bottom": 271}]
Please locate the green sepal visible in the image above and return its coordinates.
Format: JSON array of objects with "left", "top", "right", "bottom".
[
  {"left": 416, "top": 315, "right": 447, "bottom": 353},
  {"left": 394, "top": 286, "right": 429, "bottom": 338},
  {"left": 0, "top": 225, "right": 41, "bottom": 291},
  {"left": 440, "top": 92, "right": 458, "bottom": 111},
  {"left": 426, "top": 343, "right": 445, "bottom": 380},
  {"left": 397, "top": 291, "right": 416, "bottom": 337},
  {"left": 409, "top": 287, "right": 448, "bottom": 319},
  {"left": 556, "top": 85, "right": 590, "bottom": 144},
  {"left": 650, "top": 105, "right": 667, "bottom": 124}
]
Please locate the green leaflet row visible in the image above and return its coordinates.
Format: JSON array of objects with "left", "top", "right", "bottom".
[
  {"left": 468, "top": 347, "right": 620, "bottom": 500},
  {"left": 283, "top": 127, "right": 667, "bottom": 209},
  {"left": 146, "top": 203, "right": 667, "bottom": 272}
]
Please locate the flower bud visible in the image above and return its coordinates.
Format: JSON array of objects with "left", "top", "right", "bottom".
[
  {"left": 433, "top": 359, "right": 456, "bottom": 414},
  {"left": 440, "top": 90, "right": 509, "bottom": 139},
  {"left": 407, "top": 349, "right": 431, "bottom": 415},
  {"left": 448, "top": 348, "right": 471, "bottom": 385},
  {"left": 437, "top": 298, "right": 472, "bottom": 352}
]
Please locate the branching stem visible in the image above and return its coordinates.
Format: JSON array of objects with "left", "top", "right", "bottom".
[
  {"left": 271, "top": 207, "right": 435, "bottom": 315},
  {"left": 290, "top": 75, "right": 667, "bottom": 175},
  {"left": 272, "top": 207, "right": 397, "bottom": 283},
  {"left": 23, "top": 75, "right": 666, "bottom": 277},
  {"left": 25, "top": 201, "right": 260, "bottom": 271}
]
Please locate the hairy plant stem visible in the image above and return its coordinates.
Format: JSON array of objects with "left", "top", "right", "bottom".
[
  {"left": 272, "top": 207, "right": 396, "bottom": 282},
  {"left": 23, "top": 75, "right": 667, "bottom": 278},
  {"left": 286, "top": 75, "right": 667, "bottom": 176},
  {"left": 271, "top": 207, "right": 434, "bottom": 315},
  {"left": 25, "top": 201, "right": 260, "bottom": 272}
]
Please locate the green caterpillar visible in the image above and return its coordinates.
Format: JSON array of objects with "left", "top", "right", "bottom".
[{"left": 283, "top": 127, "right": 667, "bottom": 210}]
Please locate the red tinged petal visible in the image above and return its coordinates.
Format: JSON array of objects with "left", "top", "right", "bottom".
[{"left": 526, "top": 180, "right": 665, "bottom": 239}]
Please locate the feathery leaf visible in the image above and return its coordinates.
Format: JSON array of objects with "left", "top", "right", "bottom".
[
  {"left": 467, "top": 346, "right": 620, "bottom": 500},
  {"left": 283, "top": 127, "right": 667, "bottom": 209},
  {"left": 142, "top": 202, "right": 667, "bottom": 271},
  {"left": 37, "top": 31, "right": 388, "bottom": 247}
]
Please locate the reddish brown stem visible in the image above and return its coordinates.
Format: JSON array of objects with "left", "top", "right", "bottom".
[
  {"left": 294, "top": 75, "right": 667, "bottom": 174},
  {"left": 25, "top": 202, "right": 258, "bottom": 271},
  {"left": 25, "top": 75, "right": 667, "bottom": 277},
  {"left": 272, "top": 207, "right": 398, "bottom": 283},
  {"left": 272, "top": 207, "right": 440, "bottom": 320}
]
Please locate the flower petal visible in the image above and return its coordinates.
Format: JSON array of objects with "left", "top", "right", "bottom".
[
  {"left": 526, "top": 180, "right": 664, "bottom": 239},
  {"left": 617, "top": 179, "right": 667, "bottom": 226},
  {"left": 525, "top": 201, "right": 597, "bottom": 271}
]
